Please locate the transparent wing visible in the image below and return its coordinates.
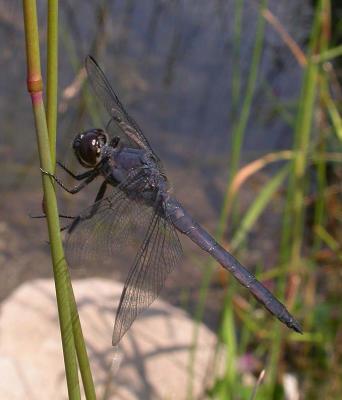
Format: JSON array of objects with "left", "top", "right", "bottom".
[
  {"left": 112, "top": 206, "right": 183, "bottom": 346},
  {"left": 64, "top": 171, "right": 150, "bottom": 270},
  {"left": 63, "top": 172, "right": 182, "bottom": 346},
  {"left": 85, "top": 55, "right": 157, "bottom": 157}
]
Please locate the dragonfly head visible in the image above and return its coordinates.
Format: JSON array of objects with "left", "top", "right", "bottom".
[{"left": 73, "top": 129, "right": 109, "bottom": 168}]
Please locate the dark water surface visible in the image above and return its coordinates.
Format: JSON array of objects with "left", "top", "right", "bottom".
[{"left": 1, "top": 0, "right": 311, "bottom": 172}]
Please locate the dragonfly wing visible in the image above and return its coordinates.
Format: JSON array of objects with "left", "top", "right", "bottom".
[
  {"left": 85, "top": 55, "right": 157, "bottom": 156},
  {"left": 63, "top": 172, "right": 182, "bottom": 345},
  {"left": 64, "top": 171, "right": 149, "bottom": 269},
  {"left": 112, "top": 205, "right": 183, "bottom": 346}
]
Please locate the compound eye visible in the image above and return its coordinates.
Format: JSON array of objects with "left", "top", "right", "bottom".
[{"left": 73, "top": 129, "right": 107, "bottom": 168}]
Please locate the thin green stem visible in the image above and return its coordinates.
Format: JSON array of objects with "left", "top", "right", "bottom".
[
  {"left": 313, "top": 0, "right": 330, "bottom": 253},
  {"left": 230, "top": 165, "right": 290, "bottom": 251},
  {"left": 68, "top": 281, "right": 97, "bottom": 400},
  {"left": 46, "top": 0, "right": 58, "bottom": 167},
  {"left": 46, "top": 2, "right": 97, "bottom": 398},
  {"left": 220, "top": 288, "right": 238, "bottom": 398},
  {"left": 23, "top": 1, "right": 81, "bottom": 398},
  {"left": 290, "top": 62, "right": 319, "bottom": 261},
  {"left": 313, "top": 43, "right": 342, "bottom": 63},
  {"left": 267, "top": 1, "right": 324, "bottom": 396},
  {"left": 30, "top": 94, "right": 82, "bottom": 400},
  {"left": 220, "top": 0, "right": 268, "bottom": 236},
  {"left": 231, "top": 0, "right": 244, "bottom": 115},
  {"left": 187, "top": 2, "right": 268, "bottom": 397}
]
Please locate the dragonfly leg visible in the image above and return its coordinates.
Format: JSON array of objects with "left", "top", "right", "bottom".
[
  {"left": 30, "top": 213, "right": 75, "bottom": 219},
  {"left": 30, "top": 211, "right": 76, "bottom": 234},
  {"left": 67, "top": 181, "right": 108, "bottom": 234},
  {"left": 80, "top": 181, "right": 108, "bottom": 219},
  {"left": 40, "top": 168, "right": 99, "bottom": 194},
  {"left": 90, "top": 181, "right": 108, "bottom": 214},
  {"left": 57, "top": 161, "right": 94, "bottom": 180}
]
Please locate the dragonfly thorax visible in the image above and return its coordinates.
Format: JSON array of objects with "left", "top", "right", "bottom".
[{"left": 104, "top": 145, "right": 168, "bottom": 192}]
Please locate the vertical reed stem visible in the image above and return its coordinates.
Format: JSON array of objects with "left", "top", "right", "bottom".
[
  {"left": 22, "top": 1, "right": 81, "bottom": 398},
  {"left": 46, "top": 0, "right": 58, "bottom": 167},
  {"left": 45, "top": 1, "right": 97, "bottom": 398}
]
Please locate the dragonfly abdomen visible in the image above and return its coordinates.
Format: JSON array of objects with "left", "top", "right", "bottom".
[{"left": 166, "top": 197, "right": 302, "bottom": 333}]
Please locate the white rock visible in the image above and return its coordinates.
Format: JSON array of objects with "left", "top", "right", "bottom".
[{"left": 0, "top": 279, "right": 217, "bottom": 399}]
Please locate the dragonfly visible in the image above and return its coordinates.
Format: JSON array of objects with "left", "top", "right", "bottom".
[{"left": 43, "top": 56, "right": 302, "bottom": 346}]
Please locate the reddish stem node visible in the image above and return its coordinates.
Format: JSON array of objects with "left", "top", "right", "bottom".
[{"left": 27, "top": 76, "right": 43, "bottom": 93}]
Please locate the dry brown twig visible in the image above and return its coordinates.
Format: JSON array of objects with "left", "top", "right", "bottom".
[{"left": 59, "top": 67, "right": 87, "bottom": 113}]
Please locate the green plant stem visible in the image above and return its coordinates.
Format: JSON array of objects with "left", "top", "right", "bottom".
[
  {"left": 230, "top": 165, "right": 290, "bottom": 251},
  {"left": 231, "top": 0, "right": 244, "bottom": 115},
  {"left": 68, "top": 281, "right": 97, "bottom": 400},
  {"left": 280, "top": 0, "right": 321, "bottom": 263},
  {"left": 46, "top": 0, "right": 58, "bottom": 167},
  {"left": 290, "top": 62, "right": 319, "bottom": 261},
  {"left": 220, "top": 288, "right": 237, "bottom": 398},
  {"left": 322, "top": 88, "right": 342, "bottom": 141},
  {"left": 221, "top": 0, "right": 268, "bottom": 236},
  {"left": 267, "top": 1, "right": 323, "bottom": 396},
  {"left": 23, "top": 1, "right": 81, "bottom": 398},
  {"left": 29, "top": 89, "right": 81, "bottom": 400},
  {"left": 39, "top": 109, "right": 82, "bottom": 400},
  {"left": 187, "top": 3, "right": 268, "bottom": 397},
  {"left": 313, "top": 0, "right": 330, "bottom": 253},
  {"left": 46, "top": 2, "right": 97, "bottom": 398},
  {"left": 313, "top": 43, "right": 342, "bottom": 63}
]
